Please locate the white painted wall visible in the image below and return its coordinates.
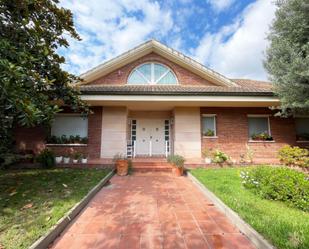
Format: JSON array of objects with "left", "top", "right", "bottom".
[
  {"left": 101, "top": 107, "right": 127, "bottom": 158},
  {"left": 174, "top": 107, "right": 201, "bottom": 158}
]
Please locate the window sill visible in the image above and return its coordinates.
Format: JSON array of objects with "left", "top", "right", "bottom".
[
  {"left": 46, "top": 144, "right": 88, "bottom": 147},
  {"left": 296, "top": 140, "right": 309, "bottom": 143},
  {"left": 203, "top": 136, "right": 218, "bottom": 139},
  {"left": 248, "top": 140, "right": 275, "bottom": 143}
]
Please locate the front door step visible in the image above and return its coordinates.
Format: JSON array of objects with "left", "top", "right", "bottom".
[{"left": 131, "top": 160, "right": 172, "bottom": 173}]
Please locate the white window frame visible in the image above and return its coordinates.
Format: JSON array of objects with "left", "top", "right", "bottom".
[
  {"left": 202, "top": 114, "right": 217, "bottom": 138},
  {"left": 127, "top": 62, "right": 179, "bottom": 85},
  {"left": 247, "top": 114, "right": 272, "bottom": 142}
]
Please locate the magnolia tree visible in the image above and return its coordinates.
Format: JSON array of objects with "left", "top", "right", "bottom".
[
  {"left": 264, "top": 0, "right": 309, "bottom": 116},
  {"left": 0, "top": 0, "right": 89, "bottom": 165}
]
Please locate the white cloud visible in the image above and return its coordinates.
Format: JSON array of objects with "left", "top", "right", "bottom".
[
  {"left": 194, "top": 0, "right": 276, "bottom": 80},
  {"left": 59, "top": 0, "right": 173, "bottom": 74},
  {"left": 207, "top": 0, "right": 236, "bottom": 12}
]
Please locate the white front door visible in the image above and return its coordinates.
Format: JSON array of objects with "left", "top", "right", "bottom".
[{"left": 136, "top": 119, "right": 165, "bottom": 156}]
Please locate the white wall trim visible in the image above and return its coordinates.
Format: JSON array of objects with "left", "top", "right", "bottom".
[{"left": 81, "top": 95, "right": 279, "bottom": 103}]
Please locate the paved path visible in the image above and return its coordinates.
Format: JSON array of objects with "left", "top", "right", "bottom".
[{"left": 51, "top": 173, "right": 255, "bottom": 249}]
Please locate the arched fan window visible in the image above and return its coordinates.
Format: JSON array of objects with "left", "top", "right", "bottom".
[{"left": 127, "top": 63, "right": 178, "bottom": 85}]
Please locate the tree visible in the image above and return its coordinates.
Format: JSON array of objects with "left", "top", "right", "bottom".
[
  {"left": 264, "top": 0, "right": 309, "bottom": 116},
  {"left": 0, "top": 0, "right": 89, "bottom": 164}
]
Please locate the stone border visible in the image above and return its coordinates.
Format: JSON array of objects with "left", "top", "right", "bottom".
[
  {"left": 29, "top": 170, "right": 115, "bottom": 249},
  {"left": 187, "top": 172, "right": 275, "bottom": 249}
]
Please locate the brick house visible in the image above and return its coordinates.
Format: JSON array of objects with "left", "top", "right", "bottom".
[{"left": 15, "top": 40, "right": 309, "bottom": 165}]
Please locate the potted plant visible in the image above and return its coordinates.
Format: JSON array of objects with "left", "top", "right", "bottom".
[
  {"left": 203, "top": 129, "right": 215, "bottom": 137},
  {"left": 63, "top": 153, "right": 70, "bottom": 164},
  {"left": 113, "top": 153, "right": 129, "bottom": 176},
  {"left": 167, "top": 154, "right": 185, "bottom": 176},
  {"left": 251, "top": 132, "right": 273, "bottom": 141},
  {"left": 81, "top": 154, "right": 88, "bottom": 164},
  {"left": 202, "top": 148, "right": 212, "bottom": 164},
  {"left": 72, "top": 151, "right": 82, "bottom": 163},
  {"left": 55, "top": 155, "right": 63, "bottom": 164}
]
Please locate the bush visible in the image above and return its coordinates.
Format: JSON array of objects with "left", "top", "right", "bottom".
[
  {"left": 278, "top": 145, "right": 309, "bottom": 167},
  {"left": 36, "top": 149, "right": 55, "bottom": 168},
  {"left": 212, "top": 150, "right": 229, "bottom": 165},
  {"left": 0, "top": 152, "right": 19, "bottom": 169},
  {"left": 241, "top": 166, "right": 309, "bottom": 211},
  {"left": 167, "top": 154, "right": 185, "bottom": 168}
]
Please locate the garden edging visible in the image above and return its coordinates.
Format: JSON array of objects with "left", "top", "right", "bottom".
[
  {"left": 29, "top": 169, "right": 115, "bottom": 249},
  {"left": 187, "top": 172, "right": 275, "bottom": 249}
]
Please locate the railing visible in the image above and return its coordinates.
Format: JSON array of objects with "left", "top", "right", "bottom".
[
  {"left": 126, "top": 140, "right": 136, "bottom": 158},
  {"left": 127, "top": 140, "right": 170, "bottom": 158},
  {"left": 165, "top": 140, "right": 170, "bottom": 157}
]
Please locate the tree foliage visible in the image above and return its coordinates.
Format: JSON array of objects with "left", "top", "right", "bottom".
[
  {"left": 0, "top": 0, "right": 89, "bottom": 159},
  {"left": 265, "top": 0, "right": 309, "bottom": 116}
]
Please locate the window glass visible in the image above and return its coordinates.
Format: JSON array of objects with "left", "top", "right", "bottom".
[
  {"left": 51, "top": 115, "right": 88, "bottom": 137},
  {"left": 295, "top": 118, "right": 309, "bottom": 140},
  {"left": 157, "top": 71, "right": 177, "bottom": 84},
  {"left": 127, "top": 71, "right": 145, "bottom": 84},
  {"left": 248, "top": 117, "right": 270, "bottom": 138},
  {"left": 154, "top": 63, "right": 167, "bottom": 80},
  {"left": 138, "top": 64, "right": 151, "bottom": 81},
  {"left": 202, "top": 116, "right": 216, "bottom": 136},
  {"left": 128, "top": 63, "right": 177, "bottom": 85}
]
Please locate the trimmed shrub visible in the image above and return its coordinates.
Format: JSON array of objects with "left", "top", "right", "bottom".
[
  {"left": 278, "top": 145, "right": 309, "bottom": 168},
  {"left": 36, "top": 149, "right": 55, "bottom": 168},
  {"left": 212, "top": 150, "right": 229, "bottom": 165},
  {"left": 241, "top": 166, "right": 309, "bottom": 211}
]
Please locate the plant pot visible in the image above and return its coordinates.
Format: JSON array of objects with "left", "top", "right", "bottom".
[
  {"left": 81, "top": 158, "right": 88, "bottom": 164},
  {"left": 55, "top": 156, "right": 63, "bottom": 164},
  {"left": 63, "top": 157, "right": 70, "bottom": 164},
  {"left": 173, "top": 166, "right": 184, "bottom": 177},
  {"left": 116, "top": 159, "right": 128, "bottom": 176},
  {"left": 204, "top": 158, "right": 212, "bottom": 164},
  {"left": 72, "top": 159, "right": 79, "bottom": 164}
]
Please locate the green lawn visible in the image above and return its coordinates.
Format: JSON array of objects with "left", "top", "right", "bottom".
[
  {"left": 191, "top": 167, "right": 309, "bottom": 249},
  {"left": 0, "top": 168, "right": 111, "bottom": 249}
]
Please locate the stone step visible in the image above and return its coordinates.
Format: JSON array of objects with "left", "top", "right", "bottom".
[{"left": 132, "top": 167, "right": 172, "bottom": 173}]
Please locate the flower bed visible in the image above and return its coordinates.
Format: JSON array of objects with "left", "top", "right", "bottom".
[{"left": 241, "top": 166, "right": 309, "bottom": 211}]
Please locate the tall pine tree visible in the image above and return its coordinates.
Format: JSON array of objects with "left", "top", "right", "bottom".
[{"left": 265, "top": 0, "right": 309, "bottom": 116}]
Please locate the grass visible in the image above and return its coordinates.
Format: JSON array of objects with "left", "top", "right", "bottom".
[
  {"left": 191, "top": 167, "right": 309, "bottom": 249},
  {"left": 0, "top": 168, "right": 111, "bottom": 249}
]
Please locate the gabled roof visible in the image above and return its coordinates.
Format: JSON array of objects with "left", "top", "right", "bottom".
[{"left": 80, "top": 39, "right": 238, "bottom": 87}]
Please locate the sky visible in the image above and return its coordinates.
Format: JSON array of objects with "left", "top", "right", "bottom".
[{"left": 59, "top": 0, "right": 276, "bottom": 81}]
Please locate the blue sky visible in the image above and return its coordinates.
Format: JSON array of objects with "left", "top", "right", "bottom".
[{"left": 59, "top": 0, "right": 276, "bottom": 80}]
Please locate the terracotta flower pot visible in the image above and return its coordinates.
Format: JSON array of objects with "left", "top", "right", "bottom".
[
  {"left": 116, "top": 159, "right": 129, "bottom": 176},
  {"left": 173, "top": 166, "right": 184, "bottom": 177}
]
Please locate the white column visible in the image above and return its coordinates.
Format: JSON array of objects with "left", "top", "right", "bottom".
[
  {"left": 100, "top": 107, "right": 127, "bottom": 158},
  {"left": 174, "top": 107, "right": 201, "bottom": 159}
]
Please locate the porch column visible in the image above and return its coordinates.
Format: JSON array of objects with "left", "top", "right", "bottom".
[
  {"left": 100, "top": 106, "right": 127, "bottom": 158},
  {"left": 173, "top": 107, "right": 201, "bottom": 159}
]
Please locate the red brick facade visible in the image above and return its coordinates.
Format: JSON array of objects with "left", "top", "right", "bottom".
[
  {"left": 90, "top": 52, "right": 214, "bottom": 86},
  {"left": 201, "top": 107, "right": 299, "bottom": 164},
  {"left": 14, "top": 107, "right": 103, "bottom": 159},
  {"left": 13, "top": 51, "right": 307, "bottom": 164}
]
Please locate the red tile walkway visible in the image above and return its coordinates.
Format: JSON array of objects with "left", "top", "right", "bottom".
[{"left": 50, "top": 173, "right": 256, "bottom": 249}]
